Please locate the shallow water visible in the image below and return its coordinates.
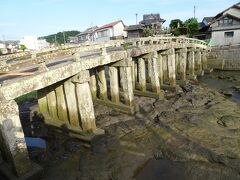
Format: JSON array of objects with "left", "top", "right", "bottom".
[{"left": 198, "top": 70, "right": 240, "bottom": 104}]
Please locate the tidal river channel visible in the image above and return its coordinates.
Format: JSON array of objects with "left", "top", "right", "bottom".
[{"left": 18, "top": 70, "right": 240, "bottom": 180}]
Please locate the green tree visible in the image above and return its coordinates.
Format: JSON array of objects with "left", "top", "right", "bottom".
[
  {"left": 170, "top": 19, "right": 183, "bottom": 29},
  {"left": 42, "top": 30, "right": 80, "bottom": 44},
  {"left": 142, "top": 28, "right": 153, "bottom": 37},
  {"left": 19, "top": 44, "right": 27, "bottom": 51},
  {"left": 185, "top": 18, "right": 199, "bottom": 36},
  {"left": 170, "top": 19, "right": 186, "bottom": 36},
  {"left": 171, "top": 29, "right": 182, "bottom": 36}
]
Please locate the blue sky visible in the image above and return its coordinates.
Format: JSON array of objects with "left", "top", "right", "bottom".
[{"left": 0, "top": 0, "right": 239, "bottom": 40}]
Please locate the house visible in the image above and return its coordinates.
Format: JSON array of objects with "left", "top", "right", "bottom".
[
  {"left": 20, "top": 36, "right": 50, "bottom": 50},
  {"left": 210, "top": 2, "right": 240, "bottom": 46},
  {"left": 77, "top": 26, "right": 97, "bottom": 43},
  {"left": 196, "top": 2, "right": 240, "bottom": 46},
  {"left": 0, "top": 42, "right": 6, "bottom": 55},
  {"left": 125, "top": 24, "right": 145, "bottom": 38},
  {"left": 94, "top": 20, "right": 127, "bottom": 41},
  {"left": 139, "top": 14, "right": 166, "bottom": 35},
  {"left": 194, "top": 17, "right": 214, "bottom": 40},
  {"left": 0, "top": 42, "right": 6, "bottom": 49},
  {"left": 68, "top": 36, "right": 79, "bottom": 44}
]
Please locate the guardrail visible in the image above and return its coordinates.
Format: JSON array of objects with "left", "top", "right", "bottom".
[{"left": 0, "top": 37, "right": 208, "bottom": 64}]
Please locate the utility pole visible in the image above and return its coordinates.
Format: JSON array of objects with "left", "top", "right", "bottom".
[
  {"left": 54, "top": 34, "right": 57, "bottom": 45},
  {"left": 135, "top": 13, "right": 138, "bottom": 25},
  {"left": 63, "top": 31, "right": 66, "bottom": 45},
  {"left": 194, "top": 6, "right": 196, "bottom": 19}
]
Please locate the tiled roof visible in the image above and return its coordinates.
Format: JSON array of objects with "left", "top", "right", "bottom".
[
  {"left": 125, "top": 24, "right": 145, "bottom": 31},
  {"left": 79, "top": 26, "right": 98, "bottom": 35},
  {"left": 203, "top": 17, "right": 214, "bottom": 24},
  {"left": 96, "top": 20, "right": 123, "bottom": 31},
  {"left": 140, "top": 13, "right": 166, "bottom": 25}
]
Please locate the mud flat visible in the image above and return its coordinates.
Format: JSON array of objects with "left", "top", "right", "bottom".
[{"left": 18, "top": 71, "right": 240, "bottom": 180}]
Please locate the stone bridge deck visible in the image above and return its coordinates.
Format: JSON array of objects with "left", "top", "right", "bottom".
[{"left": 0, "top": 37, "right": 209, "bottom": 179}]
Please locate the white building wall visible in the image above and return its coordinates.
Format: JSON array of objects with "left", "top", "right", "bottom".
[
  {"left": 211, "top": 29, "right": 240, "bottom": 46},
  {"left": 94, "top": 21, "right": 127, "bottom": 41},
  {"left": 113, "top": 22, "right": 127, "bottom": 37},
  {"left": 20, "top": 36, "right": 38, "bottom": 50},
  {"left": 0, "top": 43, "right": 6, "bottom": 49},
  {"left": 95, "top": 28, "right": 112, "bottom": 42},
  {"left": 20, "top": 36, "right": 49, "bottom": 50}
]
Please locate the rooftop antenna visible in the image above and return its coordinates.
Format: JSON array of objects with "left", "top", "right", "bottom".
[
  {"left": 135, "top": 13, "right": 138, "bottom": 25},
  {"left": 194, "top": 5, "right": 196, "bottom": 18}
]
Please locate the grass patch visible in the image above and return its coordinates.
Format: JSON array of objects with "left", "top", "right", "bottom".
[
  {"left": 122, "top": 42, "right": 132, "bottom": 50},
  {"left": 15, "top": 91, "right": 37, "bottom": 105}
]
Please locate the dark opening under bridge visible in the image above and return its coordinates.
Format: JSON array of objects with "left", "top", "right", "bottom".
[{"left": 0, "top": 37, "right": 210, "bottom": 179}]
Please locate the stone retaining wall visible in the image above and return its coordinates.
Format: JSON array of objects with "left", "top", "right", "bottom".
[{"left": 211, "top": 45, "right": 240, "bottom": 70}]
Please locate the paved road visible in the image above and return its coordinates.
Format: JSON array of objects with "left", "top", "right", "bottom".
[{"left": 0, "top": 46, "right": 125, "bottom": 84}]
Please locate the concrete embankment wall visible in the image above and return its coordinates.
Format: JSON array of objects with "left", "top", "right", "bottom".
[{"left": 209, "top": 45, "right": 240, "bottom": 70}]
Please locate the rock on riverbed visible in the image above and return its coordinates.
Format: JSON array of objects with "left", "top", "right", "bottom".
[{"left": 21, "top": 78, "right": 240, "bottom": 180}]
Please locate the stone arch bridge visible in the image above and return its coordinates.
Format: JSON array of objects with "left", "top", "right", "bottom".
[{"left": 0, "top": 37, "right": 209, "bottom": 178}]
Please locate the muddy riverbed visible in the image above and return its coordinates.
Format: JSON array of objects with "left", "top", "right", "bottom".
[{"left": 19, "top": 70, "right": 240, "bottom": 180}]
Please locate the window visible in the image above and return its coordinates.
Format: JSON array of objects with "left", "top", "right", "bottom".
[
  {"left": 219, "top": 16, "right": 233, "bottom": 26},
  {"left": 224, "top": 31, "right": 234, "bottom": 38},
  {"left": 97, "top": 30, "right": 109, "bottom": 38}
]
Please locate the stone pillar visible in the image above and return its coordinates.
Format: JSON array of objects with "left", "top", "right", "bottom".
[
  {"left": 38, "top": 88, "right": 48, "bottom": 114},
  {"left": 55, "top": 83, "right": 69, "bottom": 123},
  {"left": 74, "top": 72, "right": 96, "bottom": 131},
  {"left": 131, "top": 60, "right": 136, "bottom": 89},
  {"left": 158, "top": 53, "right": 163, "bottom": 86},
  {"left": 147, "top": 57, "right": 152, "bottom": 83},
  {"left": 64, "top": 78, "right": 80, "bottom": 127},
  {"left": 97, "top": 66, "right": 108, "bottom": 101},
  {"left": 175, "top": 52, "right": 180, "bottom": 75},
  {"left": 195, "top": 50, "right": 202, "bottom": 75},
  {"left": 202, "top": 50, "right": 208, "bottom": 70},
  {"left": 179, "top": 48, "right": 187, "bottom": 81},
  {"left": 70, "top": 71, "right": 96, "bottom": 131},
  {"left": 120, "top": 66, "right": 134, "bottom": 107},
  {"left": 138, "top": 58, "right": 146, "bottom": 91},
  {"left": 167, "top": 48, "right": 176, "bottom": 87},
  {"left": 109, "top": 66, "right": 120, "bottom": 103},
  {"left": 0, "top": 100, "right": 32, "bottom": 177},
  {"left": 89, "top": 70, "right": 97, "bottom": 99},
  {"left": 151, "top": 52, "right": 161, "bottom": 93},
  {"left": 162, "top": 55, "right": 169, "bottom": 83},
  {"left": 187, "top": 49, "right": 195, "bottom": 77},
  {"left": 134, "top": 61, "right": 138, "bottom": 87},
  {"left": 46, "top": 86, "right": 58, "bottom": 120}
]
